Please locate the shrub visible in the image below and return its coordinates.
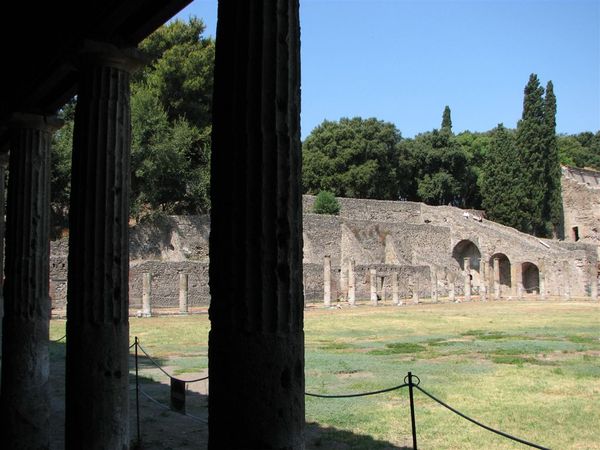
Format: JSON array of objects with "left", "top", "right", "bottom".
[{"left": 313, "top": 191, "right": 340, "bottom": 215}]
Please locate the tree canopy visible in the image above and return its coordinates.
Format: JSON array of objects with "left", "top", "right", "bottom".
[{"left": 302, "top": 117, "right": 402, "bottom": 200}]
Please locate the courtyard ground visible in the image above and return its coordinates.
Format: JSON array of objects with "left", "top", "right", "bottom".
[{"left": 49, "top": 299, "right": 600, "bottom": 449}]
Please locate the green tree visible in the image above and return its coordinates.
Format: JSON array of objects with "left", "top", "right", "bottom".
[
  {"left": 481, "top": 124, "right": 524, "bottom": 229},
  {"left": 302, "top": 117, "right": 402, "bottom": 200},
  {"left": 441, "top": 105, "right": 452, "bottom": 132},
  {"left": 542, "top": 81, "right": 563, "bottom": 237},
  {"left": 313, "top": 191, "right": 340, "bottom": 215},
  {"left": 516, "top": 74, "right": 547, "bottom": 235}
]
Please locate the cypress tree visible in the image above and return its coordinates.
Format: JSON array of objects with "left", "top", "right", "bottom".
[
  {"left": 481, "top": 124, "right": 523, "bottom": 229},
  {"left": 543, "top": 80, "right": 563, "bottom": 237},
  {"left": 516, "top": 73, "right": 547, "bottom": 236},
  {"left": 441, "top": 105, "right": 452, "bottom": 132}
]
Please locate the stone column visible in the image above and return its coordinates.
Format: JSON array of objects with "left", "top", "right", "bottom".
[
  {"left": 65, "top": 44, "right": 138, "bottom": 449},
  {"left": 142, "top": 272, "right": 152, "bottom": 316},
  {"left": 380, "top": 276, "right": 386, "bottom": 303},
  {"left": 179, "top": 273, "right": 189, "bottom": 314},
  {"left": 348, "top": 259, "right": 356, "bottom": 306},
  {"left": 480, "top": 260, "right": 487, "bottom": 301},
  {"left": 493, "top": 257, "right": 501, "bottom": 300},
  {"left": 0, "top": 152, "right": 8, "bottom": 359},
  {"left": 208, "top": 2, "right": 304, "bottom": 448},
  {"left": 323, "top": 255, "right": 331, "bottom": 307},
  {"left": 431, "top": 271, "right": 438, "bottom": 302},
  {"left": 514, "top": 264, "right": 523, "bottom": 300},
  {"left": 449, "top": 281, "right": 455, "bottom": 302},
  {"left": 412, "top": 276, "right": 420, "bottom": 304},
  {"left": 0, "top": 113, "right": 59, "bottom": 449},
  {"left": 339, "top": 260, "right": 348, "bottom": 301},
  {"left": 464, "top": 257, "right": 471, "bottom": 302},
  {"left": 369, "top": 268, "right": 378, "bottom": 304},
  {"left": 392, "top": 271, "right": 399, "bottom": 305},
  {"left": 539, "top": 272, "right": 546, "bottom": 300}
]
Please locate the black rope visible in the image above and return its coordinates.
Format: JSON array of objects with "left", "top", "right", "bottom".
[
  {"left": 415, "top": 385, "right": 551, "bottom": 450},
  {"left": 51, "top": 334, "right": 66, "bottom": 343},
  {"left": 305, "top": 383, "right": 408, "bottom": 398},
  {"left": 137, "top": 342, "right": 209, "bottom": 383}
]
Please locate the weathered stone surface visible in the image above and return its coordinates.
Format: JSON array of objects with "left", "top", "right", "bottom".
[
  {"left": 1, "top": 114, "right": 57, "bottom": 450},
  {"left": 207, "top": 1, "right": 304, "bottom": 448},
  {"left": 65, "top": 46, "right": 134, "bottom": 450}
]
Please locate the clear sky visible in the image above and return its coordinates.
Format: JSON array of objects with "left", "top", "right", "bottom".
[{"left": 174, "top": 0, "right": 600, "bottom": 139}]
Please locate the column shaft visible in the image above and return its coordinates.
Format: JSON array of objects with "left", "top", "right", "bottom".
[
  {"left": 370, "top": 268, "right": 378, "bottom": 304},
  {"left": 392, "top": 271, "right": 399, "bottom": 304},
  {"left": 179, "top": 273, "right": 189, "bottom": 314},
  {"left": 65, "top": 48, "right": 134, "bottom": 449},
  {"left": 464, "top": 257, "right": 471, "bottom": 301},
  {"left": 493, "top": 258, "right": 501, "bottom": 300},
  {"left": 208, "top": 2, "right": 304, "bottom": 448},
  {"left": 348, "top": 259, "right": 356, "bottom": 305},
  {"left": 142, "top": 272, "right": 152, "bottom": 316},
  {"left": 1, "top": 114, "right": 56, "bottom": 449},
  {"left": 339, "top": 261, "right": 348, "bottom": 301},
  {"left": 432, "top": 271, "right": 438, "bottom": 302},
  {"left": 323, "top": 256, "right": 331, "bottom": 307}
]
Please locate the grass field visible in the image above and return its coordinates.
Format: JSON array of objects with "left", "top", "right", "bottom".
[{"left": 50, "top": 300, "right": 600, "bottom": 449}]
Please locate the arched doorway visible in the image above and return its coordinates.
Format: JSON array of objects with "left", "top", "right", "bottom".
[
  {"left": 490, "top": 253, "right": 511, "bottom": 292},
  {"left": 452, "top": 239, "right": 481, "bottom": 271},
  {"left": 522, "top": 262, "right": 540, "bottom": 293}
]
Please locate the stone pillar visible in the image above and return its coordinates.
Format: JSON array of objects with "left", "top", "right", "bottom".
[
  {"left": 339, "top": 261, "right": 348, "bottom": 301},
  {"left": 0, "top": 113, "right": 59, "bottom": 449},
  {"left": 493, "top": 257, "right": 501, "bottom": 300},
  {"left": 412, "top": 276, "right": 420, "bottom": 304},
  {"left": 208, "top": 2, "right": 304, "bottom": 448},
  {"left": 449, "top": 281, "right": 455, "bottom": 302},
  {"left": 179, "top": 273, "right": 189, "bottom": 314},
  {"left": 464, "top": 257, "right": 471, "bottom": 302},
  {"left": 0, "top": 152, "right": 8, "bottom": 359},
  {"left": 142, "top": 272, "right": 152, "bottom": 316},
  {"left": 431, "top": 271, "right": 438, "bottom": 302},
  {"left": 370, "top": 268, "right": 378, "bottom": 305},
  {"left": 480, "top": 260, "right": 487, "bottom": 301},
  {"left": 65, "top": 44, "right": 138, "bottom": 449},
  {"left": 392, "top": 271, "right": 399, "bottom": 305},
  {"left": 514, "top": 264, "right": 523, "bottom": 300},
  {"left": 348, "top": 259, "right": 356, "bottom": 306},
  {"left": 323, "top": 255, "right": 331, "bottom": 307},
  {"left": 539, "top": 272, "right": 546, "bottom": 300}
]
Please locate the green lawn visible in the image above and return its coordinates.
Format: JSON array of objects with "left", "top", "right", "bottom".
[{"left": 50, "top": 300, "right": 600, "bottom": 449}]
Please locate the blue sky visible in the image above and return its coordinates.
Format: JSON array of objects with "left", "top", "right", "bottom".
[{"left": 174, "top": 0, "right": 600, "bottom": 139}]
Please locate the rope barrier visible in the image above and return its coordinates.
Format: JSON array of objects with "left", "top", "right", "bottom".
[
  {"left": 305, "top": 383, "right": 408, "bottom": 398},
  {"left": 415, "top": 385, "right": 551, "bottom": 450},
  {"left": 136, "top": 342, "right": 209, "bottom": 383},
  {"left": 51, "top": 334, "right": 66, "bottom": 343}
]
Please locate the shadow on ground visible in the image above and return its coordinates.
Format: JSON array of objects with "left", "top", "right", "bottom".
[{"left": 49, "top": 340, "right": 410, "bottom": 450}]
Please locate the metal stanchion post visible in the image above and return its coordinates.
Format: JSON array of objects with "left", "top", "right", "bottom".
[
  {"left": 135, "top": 336, "right": 141, "bottom": 446},
  {"left": 408, "top": 372, "right": 418, "bottom": 450}
]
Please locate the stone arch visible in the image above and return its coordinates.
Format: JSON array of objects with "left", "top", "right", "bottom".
[
  {"left": 490, "top": 253, "right": 511, "bottom": 288},
  {"left": 522, "top": 262, "right": 540, "bottom": 293},
  {"left": 452, "top": 239, "right": 481, "bottom": 271}
]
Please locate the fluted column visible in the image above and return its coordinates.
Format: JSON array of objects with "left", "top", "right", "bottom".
[
  {"left": 323, "top": 256, "right": 331, "bottom": 307},
  {"left": 1, "top": 113, "right": 60, "bottom": 449},
  {"left": 208, "top": 2, "right": 304, "bottom": 448},
  {"left": 370, "top": 268, "right": 378, "bottom": 304},
  {"left": 142, "top": 272, "right": 152, "bottom": 316},
  {"left": 464, "top": 257, "right": 471, "bottom": 301},
  {"left": 179, "top": 273, "right": 189, "bottom": 314},
  {"left": 65, "top": 44, "right": 138, "bottom": 449},
  {"left": 348, "top": 259, "right": 356, "bottom": 305}
]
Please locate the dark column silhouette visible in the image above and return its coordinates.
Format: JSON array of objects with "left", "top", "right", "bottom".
[
  {"left": 208, "top": 1, "right": 305, "bottom": 448},
  {"left": 1, "top": 113, "right": 59, "bottom": 449},
  {"left": 65, "top": 44, "right": 137, "bottom": 449}
]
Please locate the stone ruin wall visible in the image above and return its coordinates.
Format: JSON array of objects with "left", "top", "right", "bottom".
[
  {"left": 49, "top": 188, "right": 599, "bottom": 312},
  {"left": 561, "top": 166, "right": 600, "bottom": 251}
]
